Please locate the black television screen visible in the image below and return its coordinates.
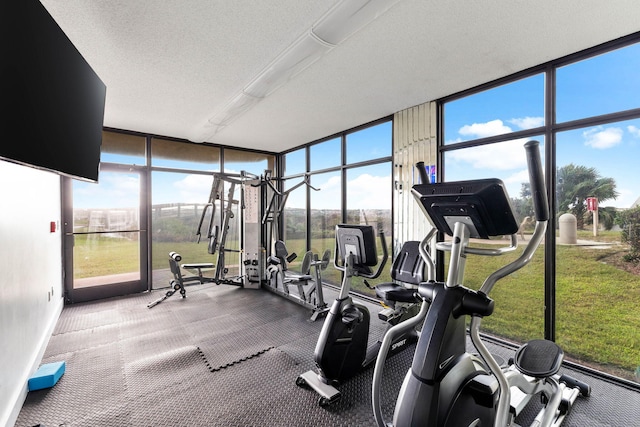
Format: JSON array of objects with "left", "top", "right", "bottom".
[
  {"left": 1, "top": 0, "right": 106, "bottom": 182},
  {"left": 411, "top": 178, "right": 519, "bottom": 239}
]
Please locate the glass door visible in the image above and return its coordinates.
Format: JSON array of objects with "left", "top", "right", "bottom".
[{"left": 63, "top": 164, "right": 148, "bottom": 303}]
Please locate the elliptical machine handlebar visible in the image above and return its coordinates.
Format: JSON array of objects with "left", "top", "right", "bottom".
[
  {"left": 524, "top": 140, "right": 549, "bottom": 222},
  {"left": 472, "top": 140, "right": 550, "bottom": 427},
  {"left": 479, "top": 140, "right": 547, "bottom": 296}
]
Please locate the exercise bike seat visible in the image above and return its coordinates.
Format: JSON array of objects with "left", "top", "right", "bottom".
[
  {"left": 375, "top": 240, "right": 425, "bottom": 304},
  {"left": 268, "top": 253, "right": 312, "bottom": 282},
  {"left": 514, "top": 339, "right": 564, "bottom": 378}
]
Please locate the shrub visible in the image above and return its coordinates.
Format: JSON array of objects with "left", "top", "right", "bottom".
[{"left": 615, "top": 206, "right": 640, "bottom": 262}]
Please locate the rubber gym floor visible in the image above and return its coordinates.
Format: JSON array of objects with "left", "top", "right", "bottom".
[{"left": 16, "top": 282, "right": 640, "bottom": 426}]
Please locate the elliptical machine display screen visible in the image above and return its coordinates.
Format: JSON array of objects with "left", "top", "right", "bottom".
[{"left": 412, "top": 178, "right": 519, "bottom": 239}]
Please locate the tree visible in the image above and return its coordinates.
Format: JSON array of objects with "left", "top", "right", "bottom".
[{"left": 556, "top": 164, "right": 619, "bottom": 229}]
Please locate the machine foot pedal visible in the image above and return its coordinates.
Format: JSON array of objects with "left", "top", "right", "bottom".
[{"left": 514, "top": 339, "right": 563, "bottom": 378}]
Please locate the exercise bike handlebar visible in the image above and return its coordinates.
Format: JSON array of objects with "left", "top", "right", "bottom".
[{"left": 524, "top": 140, "right": 549, "bottom": 222}]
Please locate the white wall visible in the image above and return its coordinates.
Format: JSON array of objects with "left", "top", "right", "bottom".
[{"left": 0, "top": 160, "right": 64, "bottom": 427}]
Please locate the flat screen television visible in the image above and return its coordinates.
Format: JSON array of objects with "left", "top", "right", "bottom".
[{"left": 1, "top": 0, "right": 106, "bottom": 182}]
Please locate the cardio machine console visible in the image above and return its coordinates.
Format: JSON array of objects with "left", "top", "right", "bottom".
[
  {"left": 335, "top": 224, "right": 378, "bottom": 275},
  {"left": 412, "top": 178, "right": 519, "bottom": 239}
]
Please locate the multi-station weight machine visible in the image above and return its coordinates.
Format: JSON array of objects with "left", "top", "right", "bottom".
[
  {"left": 152, "top": 169, "right": 330, "bottom": 320},
  {"left": 257, "top": 171, "right": 331, "bottom": 321},
  {"left": 148, "top": 171, "right": 260, "bottom": 308}
]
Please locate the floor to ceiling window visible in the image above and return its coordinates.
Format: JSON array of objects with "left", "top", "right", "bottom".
[
  {"left": 553, "top": 41, "right": 640, "bottom": 384},
  {"left": 441, "top": 36, "right": 640, "bottom": 386},
  {"left": 150, "top": 142, "right": 275, "bottom": 289},
  {"left": 63, "top": 131, "right": 148, "bottom": 303},
  {"left": 150, "top": 138, "right": 220, "bottom": 289},
  {"left": 66, "top": 131, "right": 276, "bottom": 295},
  {"left": 282, "top": 119, "right": 393, "bottom": 297}
]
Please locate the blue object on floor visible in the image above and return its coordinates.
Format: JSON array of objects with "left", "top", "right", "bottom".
[{"left": 28, "top": 361, "right": 66, "bottom": 391}]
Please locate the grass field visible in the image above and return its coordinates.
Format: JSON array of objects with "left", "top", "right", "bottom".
[{"left": 75, "top": 231, "right": 639, "bottom": 382}]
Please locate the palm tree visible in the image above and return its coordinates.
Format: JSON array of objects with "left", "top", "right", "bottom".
[{"left": 556, "top": 164, "right": 618, "bottom": 229}]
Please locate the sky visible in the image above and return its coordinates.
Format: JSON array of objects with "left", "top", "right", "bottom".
[
  {"left": 443, "top": 42, "right": 640, "bottom": 210},
  {"left": 77, "top": 42, "right": 640, "bottom": 212}
]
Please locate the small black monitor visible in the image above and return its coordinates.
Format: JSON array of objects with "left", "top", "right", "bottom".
[
  {"left": 335, "top": 224, "right": 378, "bottom": 268},
  {"left": 411, "top": 178, "right": 519, "bottom": 239}
]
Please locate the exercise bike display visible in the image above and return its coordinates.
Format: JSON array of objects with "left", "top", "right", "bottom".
[
  {"left": 372, "top": 141, "right": 591, "bottom": 427},
  {"left": 297, "top": 224, "right": 428, "bottom": 406}
]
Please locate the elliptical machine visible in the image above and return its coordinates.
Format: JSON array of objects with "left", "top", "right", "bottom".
[
  {"left": 372, "top": 141, "right": 590, "bottom": 427},
  {"left": 297, "top": 224, "right": 426, "bottom": 406}
]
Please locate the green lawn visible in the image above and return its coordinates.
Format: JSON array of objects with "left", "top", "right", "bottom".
[
  {"left": 454, "top": 238, "right": 639, "bottom": 381},
  {"left": 73, "top": 235, "right": 139, "bottom": 277},
  {"left": 76, "top": 233, "right": 640, "bottom": 382}
]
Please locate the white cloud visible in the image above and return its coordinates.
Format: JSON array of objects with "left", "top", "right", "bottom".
[
  {"left": 583, "top": 126, "right": 623, "bottom": 149},
  {"left": 609, "top": 187, "right": 637, "bottom": 209},
  {"left": 285, "top": 174, "right": 341, "bottom": 209},
  {"left": 447, "top": 139, "right": 530, "bottom": 171},
  {"left": 504, "top": 169, "right": 531, "bottom": 185},
  {"left": 503, "top": 169, "right": 531, "bottom": 198},
  {"left": 627, "top": 125, "right": 640, "bottom": 138},
  {"left": 173, "top": 174, "right": 214, "bottom": 203},
  {"left": 459, "top": 119, "right": 512, "bottom": 138},
  {"left": 508, "top": 116, "right": 544, "bottom": 130},
  {"left": 346, "top": 173, "right": 392, "bottom": 209},
  {"left": 286, "top": 173, "right": 392, "bottom": 210}
]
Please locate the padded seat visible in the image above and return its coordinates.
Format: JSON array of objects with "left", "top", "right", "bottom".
[
  {"left": 375, "top": 240, "right": 426, "bottom": 306},
  {"left": 268, "top": 245, "right": 312, "bottom": 282},
  {"left": 287, "top": 273, "right": 313, "bottom": 282},
  {"left": 375, "top": 283, "right": 419, "bottom": 303},
  {"left": 182, "top": 262, "right": 214, "bottom": 270}
]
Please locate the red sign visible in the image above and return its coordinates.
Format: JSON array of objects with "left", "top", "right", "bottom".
[{"left": 587, "top": 197, "right": 598, "bottom": 211}]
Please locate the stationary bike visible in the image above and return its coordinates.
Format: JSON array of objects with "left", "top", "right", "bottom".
[
  {"left": 297, "top": 224, "right": 426, "bottom": 406},
  {"left": 372, "top": 141, "right": 590, "bottom": 427}
]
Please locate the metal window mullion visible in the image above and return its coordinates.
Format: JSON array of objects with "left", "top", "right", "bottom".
[{"left": 545, "top": 65, "right": 557, "bottom": 342}]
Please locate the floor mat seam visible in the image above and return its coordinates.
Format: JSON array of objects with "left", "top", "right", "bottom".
[{"left": 197, "top": 345, "right": 275, "bottom": 372}]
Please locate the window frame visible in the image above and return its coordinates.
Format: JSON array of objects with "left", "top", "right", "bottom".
[{"left": 438, "top": 32, "right": 640, "bottom": 389}]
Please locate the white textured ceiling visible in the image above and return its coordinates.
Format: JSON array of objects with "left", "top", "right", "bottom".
[{"left": 40, "top": 0, "right": 640, "bottom": 153}]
